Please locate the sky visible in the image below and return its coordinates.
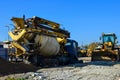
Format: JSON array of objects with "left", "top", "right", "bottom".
[{"left": 0, "top": 0, "right": 120, "bottom": 45}]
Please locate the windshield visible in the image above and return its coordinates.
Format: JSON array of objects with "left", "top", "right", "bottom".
[
  {"left": 103, "top": 35, "right": 115, "bottom": 43},
  {"left": 65, "top": 42, "right": 71, "bottom": 46}
]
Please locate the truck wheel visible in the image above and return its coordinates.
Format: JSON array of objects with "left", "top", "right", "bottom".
[{"left": 28, "top": 55, "right": 42, "bottom": 66}]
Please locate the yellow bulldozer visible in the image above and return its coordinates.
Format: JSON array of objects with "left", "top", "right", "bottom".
[{"left": 91, "top": 33, "right": 120, "bottom": 61}]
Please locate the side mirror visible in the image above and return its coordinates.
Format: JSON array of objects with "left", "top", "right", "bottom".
[{"left": 115, "top": 40, "right": 118, "bottom": 44}]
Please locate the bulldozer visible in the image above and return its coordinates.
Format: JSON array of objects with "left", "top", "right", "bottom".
[
  {"left": 91, "top": 33, "right": 120, "bottom": 61},
  {"left": 8, "top": 16, "right": 81, "bottom": 66}
]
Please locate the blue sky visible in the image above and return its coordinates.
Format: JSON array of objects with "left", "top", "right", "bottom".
[{"left": 0, "top": 0, "right": 120, "bottom": 45}]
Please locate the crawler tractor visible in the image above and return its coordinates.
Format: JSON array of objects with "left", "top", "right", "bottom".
[
  {"left": 92, "top": 33, "right": 120, "bottom": 61},
  {"left": 8, "top": 16, "right": 81, "bottom": 66}
]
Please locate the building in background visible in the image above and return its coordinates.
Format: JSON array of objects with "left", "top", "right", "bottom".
[{"left": 0, "top": 41, "right": 8, "bottom": 60}]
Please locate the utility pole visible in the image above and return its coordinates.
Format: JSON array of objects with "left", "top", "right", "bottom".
[{"left": 5, "top": 25, "right": 11, "bottom": 55}]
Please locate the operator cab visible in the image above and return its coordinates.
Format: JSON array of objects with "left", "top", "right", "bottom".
[
  {"left": 65, "top": 39, "right": 78, "bottom": 60},
  {"left": 102, "top": 33, "right": 117, "bottom": 44},
  {"left": 100, "top": 33, "right": 117, "bottom": 49}
]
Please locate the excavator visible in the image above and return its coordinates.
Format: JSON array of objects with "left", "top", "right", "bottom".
[
  {"left": 92, "top": 33, "right": 120, "bottom": 61},
  {"left": 8, "top": 16, "right": 81, "bottom": 66}
]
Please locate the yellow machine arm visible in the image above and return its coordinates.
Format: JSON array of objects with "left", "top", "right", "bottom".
[
  {"left": 32, "top": 16, "right": 60, "bottom": 29},
  {"left": 11, "top": 16, "right": 70, "bottom": 38},
  {"left": 9, "top": 16, "right": 70, "bottom": 57}
]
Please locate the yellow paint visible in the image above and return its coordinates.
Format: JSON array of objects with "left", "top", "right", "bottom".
[{"left": 8, "top": 29, "right": 26, "bottom": 41}]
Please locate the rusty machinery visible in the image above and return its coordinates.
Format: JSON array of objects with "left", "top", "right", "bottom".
[{"left": 8, "top": 16, "right": 81, "bottom": 66}]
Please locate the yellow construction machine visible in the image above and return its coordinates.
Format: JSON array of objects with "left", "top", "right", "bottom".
[
  {"left": 92, "top": 33, "right": 120, "bottom": 61},
  {"left": 8, "top": 16, "right": 81, "bottom": 66}
]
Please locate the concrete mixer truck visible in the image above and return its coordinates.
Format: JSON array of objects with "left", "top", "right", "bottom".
[{"left": 8, "top": 16, "right": 81, "bottom": 66}]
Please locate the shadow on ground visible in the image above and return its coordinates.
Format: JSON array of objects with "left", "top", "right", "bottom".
[
  {"left": 77, "top": 57, "right": 120, "bottom": 66},
  {"left": 86, "top": 61, "right": 120, "bottom": 66}
]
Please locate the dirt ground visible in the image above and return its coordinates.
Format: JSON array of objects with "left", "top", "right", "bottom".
[
  {"left": 1, "top": 57, "right": 120, "bottom": 80},
  {"left": 0, "top": 58, "right": 38, "bottom": 76}
]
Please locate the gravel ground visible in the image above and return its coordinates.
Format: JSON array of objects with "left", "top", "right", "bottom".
[{"left": 1, "top": 58, "right": 120, "bottom": 80}]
